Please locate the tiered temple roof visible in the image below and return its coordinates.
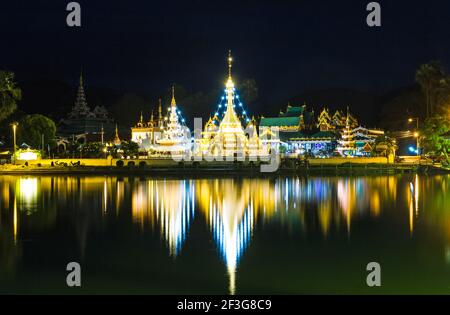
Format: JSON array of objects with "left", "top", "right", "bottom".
[
  {"left": 57, "top": 71, "right": 116, "bottom": 141},
  {"left": 317, "top": 108, "right": 333, "bottom": 131},
  {"left": 132, "top": 98, "right": 165, "bottom": 130},
  {"left": 260, "top": 103, "right": 315, "bottom": 131},
  {"left": 199, "top": 51, "right": 258, "bottom": 156}
]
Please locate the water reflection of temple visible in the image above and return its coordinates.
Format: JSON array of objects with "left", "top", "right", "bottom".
[
  {"left": 197, "top": 179, "right": 276, "bottom": 294},
  {"left": 132, "top": 179, "right": 195, "bottom": 256},
  {"left": 3, "top": 174, "right": 448, "bottom": 293},
  {"left": 131, "top": 176, "right": 400, "bottom": 294},
  {"left": 271, "top": 176, "right": 398, "bottom": 236}
]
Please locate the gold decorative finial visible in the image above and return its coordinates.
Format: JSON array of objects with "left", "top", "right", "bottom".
[
  {"left": 227, "top": 50, "right": 233, "bottom": 78},
  {"left": 114, "top": 123, "right": 121, "bottom": 145},
  {"left": 346, "top": 106, "right": 350, "bottom": 126},
  {"left": 100, "top": 123, "right": 104, "bottom": 145},
  {"left": 171, "top": 85, "right": 176, "bottom": 106},
  {"left": 225, "top": 50, "right": 235, "bottom": 90}
]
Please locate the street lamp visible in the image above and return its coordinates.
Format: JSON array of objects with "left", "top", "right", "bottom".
[
  {"left": 408, "top": 117, "right": 420, "bottom": 157},
  {"left": 10, "top": 122, "right": 18, "bottom": 164},
  {"left": 408, "top": 117, "right": 419, "bottom": 129},
  {"left": 413, "top": 132, "right": 420, "bottom": 157}
]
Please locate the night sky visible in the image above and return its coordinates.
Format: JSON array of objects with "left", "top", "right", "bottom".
[{"left": 1, "top": 0, "right": 450, "bottom": 123}]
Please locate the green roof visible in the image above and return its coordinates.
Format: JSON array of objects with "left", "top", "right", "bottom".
[
  {"left": 260, "top": 116, "right": 300, "bottom": 127},
  {"left": 281, "top": 106, "right": 305, "bottom": 117}
]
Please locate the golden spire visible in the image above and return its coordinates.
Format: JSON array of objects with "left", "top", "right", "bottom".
[
  {"left": 171, "top": 85, "right": 176, "bottom": 106},
  {"left": 114, "top": 124, "right": 121, "bottom": 145},
  {"left": 139, "top": 111, "right": 143, "bottom": 124},
  {"left": 221, "top": 50, "right": 241, "bottom": 127},
  {"left": 158, "top": 98, "right": 162, "bottom": 120},
  {"left": 226, "top": 50, "right": 235, "bottom": 90},
  {"left": 227, "top": 50, "right": 233, "bottom": 79},
  {"left": 101, "top": 123, "right": 104, "bottom": 145},
  {"left": 346, "top": 106, "right": 350, "bottom": 127}
]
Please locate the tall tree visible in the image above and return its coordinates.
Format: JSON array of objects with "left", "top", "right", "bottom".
[
  {"left": 415, "top": 61, "right": 446, "bottom": 118},
  {"left": 0, "top": 71, "right": 21, "bottom": 122},
  {"left": 421, "top": 115, "right": 450, "bottom": 164},
  {"left": 119, "top": 140, "right": 139, "bottom": 158},
  {"left": 18, "top": 114, "right": 56, "bottom": 151},
  {"left": 81, "top": 142, "right": 104, "bottom": 158},
  {"left": 372, "top": 134, "right": 397, "bottom": 157}
]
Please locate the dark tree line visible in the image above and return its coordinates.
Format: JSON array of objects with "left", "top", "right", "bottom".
[
  {"left": 415, "top": 61, "right": 450, "bottom": 118},
  {"left": 0, "top": 70, "right": 57, "bottom": 153}
]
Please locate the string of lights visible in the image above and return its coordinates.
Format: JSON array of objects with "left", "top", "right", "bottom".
[
  {"left": 211, "top": 86, "right": 251, "bottom": 125},
  {"left": 165, "top": 106, "right": 187, "bottom": 125}
]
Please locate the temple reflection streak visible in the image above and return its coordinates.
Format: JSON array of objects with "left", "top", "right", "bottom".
[
  {"left": 132, "top": 180, "right": 195, "bottom": 257},
  {"left": 198, "top": 179, "right": 276, "bottom": 294}
]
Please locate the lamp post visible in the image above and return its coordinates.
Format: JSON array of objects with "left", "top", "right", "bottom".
[
  {"left": 11, "top": 122, "right": 18, "bottom": 165},
  {"left": 408, "top": 117, "right": 420, "bottom": 157},
  {"left": 413, "top": 132, "right": 419, "bottom": 157}
]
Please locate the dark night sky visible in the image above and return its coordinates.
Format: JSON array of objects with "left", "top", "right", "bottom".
[{"left": 1, "top": 0, "right": 450, "bottom": 120}]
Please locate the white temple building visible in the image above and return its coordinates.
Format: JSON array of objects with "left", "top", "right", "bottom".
[
  {"left": 151, "top": 87, "right": 191, "bottom": 157},
  {"left": 131, "top": 99, "right": 165, "bottom": 152}
]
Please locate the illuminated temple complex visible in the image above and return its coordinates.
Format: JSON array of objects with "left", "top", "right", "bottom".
[
  {"left": 260, "top": 104, "right": 384, "bottom": 156},
  {"left": 151, "top": 87, "right": 191, "bottom": 156},
  {"left": 131, "top": 99, "right": 165, "bottom": 151},
  {"left": 196, "top": 51, "right": 266, "bottom": 158},
  {"left": 46, "top": 57, "right": 389, "bottom": 161},
  {"left": 131, "top": 88, "right": 191, "bottom": 156}
]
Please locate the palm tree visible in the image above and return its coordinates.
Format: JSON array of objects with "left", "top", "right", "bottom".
[
  {"left": 415, "top": 61, "right": 445, "bottom": 118},
  {"left": 373, "top": 134, "right": 397, "bottom": 157}
]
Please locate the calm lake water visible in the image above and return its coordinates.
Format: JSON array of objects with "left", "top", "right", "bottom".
[{"left": 0, "top": 174, "right": 449, "bottom": 294}]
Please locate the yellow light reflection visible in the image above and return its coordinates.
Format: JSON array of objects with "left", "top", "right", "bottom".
[
  {"left": 407, "top": 175, "right": 420, "bottom": 235},
  {"left": 132, "top": 180, "right": 195, "bottom": 257},
  {"left": 17, "top": 177, "right": 38, "bottom": 213},
  {"left": 197, "top": 179, "right": 276, "bottom": 295},
  {"left": 116, "top": 180, "right": 124, "bottom": 214},
  {"left": 318, "top": 200, "right": 331, "bottom": 237},
  {"left": 337, "top": 179, "right": 355, "bottom": 234},
  {"left": 13, "top": 195, "right": 18, "bottom": 243},
  {"left": 103, "top": 180, "right": 108, "bottom": 213},
  {"left": 370, "top": 191, "right": 381, "bottom": 217},
  {"left": 415, "top": 174, "right": 419, "bottom": 218},
  {"left": 1, "top": 182, "right": 10, "bottom": 210}
]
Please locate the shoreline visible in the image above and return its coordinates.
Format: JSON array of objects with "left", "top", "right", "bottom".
[{"left": 0, "top": 163, "right": 448, "bottom": 176}]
